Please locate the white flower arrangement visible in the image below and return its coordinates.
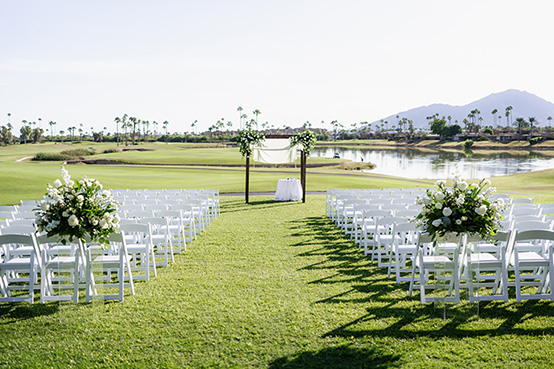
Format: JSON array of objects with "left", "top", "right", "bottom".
[
  {"left": 34, "top": 166, "right": 119, "bottom": 245},
  {"left": 415, "top": 174, "right": 507, "bottom": 240}
]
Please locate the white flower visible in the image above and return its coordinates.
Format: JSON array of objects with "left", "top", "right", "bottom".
[
  {"left": 435, "top": 192, "right": 445, "bottom": 201},
  {"left": 61, "top": 166, "right": 71, "bottom": 183},
  {"left": 77, "top": 195, "right": 84, "bottom": 203},
  {"left": 457, "top": 181, "right": 469, "bottom": 191},
  {"left": 442, "top": 207, "right": 452, "bottom": 216},
  {"left": 475, "top": 205, "right": 488, "bottom": 216},
  {"left": 481, "top": 178, "right": 491, "bottom": 187},
  {"left": 435, "top": 180, "right": 446, "bottom": 187},
  {"left": 432, "top": 219, "right": 442, "bottom": 227},
  {"left": 99, "top": 219, "right": 109, "bottom": 229},
  {"left": 92, "top": 219, "right": 99, "bottom": 226},
  {"left": 461, "top": 216, "right": 468, "bottom": 221},
  {"left": 435, "top": 202, "right": 443, "bottom": 210},
  {"left": 68, "top": 214, "right": 79, "bottom": 227},
  {"left": 415, "top": 196, "right": 422, "bottom": 205},
  {"left": 52, "top": 179, "right": 62, "bottom": 188},
  {"left": 455, "top": 219, "right": 462, "bottom": 225},
  {"left": 62, "top": 211, "right": 69, "bottom": 217},
  {"left": 456, "top": 196, "right": 465, "bottom": 206},
  {"left": 40, "top": 202, "right": 50, "bottom": 211}
]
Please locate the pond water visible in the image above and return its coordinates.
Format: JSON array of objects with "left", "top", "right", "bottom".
[{"left": 311, "top": 147, "right": 554, "bottom": 179}]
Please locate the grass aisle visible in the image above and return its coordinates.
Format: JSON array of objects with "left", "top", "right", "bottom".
[{"left": 2, "top": 196, "right": 554, "bottom": 368}]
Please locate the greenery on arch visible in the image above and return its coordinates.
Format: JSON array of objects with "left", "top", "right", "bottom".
[
  {"left": 290, "top": 130, "right": 317, "bottom": 156},
  {"left": 236, "top": 128, "right": 266, "bottom": 157}
]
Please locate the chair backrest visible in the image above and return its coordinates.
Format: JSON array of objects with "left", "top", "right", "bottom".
[
  {"left": 0, "top": 233, "right": 41, "bottom": 265},
  {"left": 512, "top": 197, "right": 534, "bottom": 205},
  {"left": 513, "top": 220, "right": 552, "bottom": 232},
  {"left": 0, "top": 224, "right": 36, "bottom": 235}
]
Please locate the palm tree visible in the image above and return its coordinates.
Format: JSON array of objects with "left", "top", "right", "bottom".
[
  {"left": 129, "top": 117, "right": 138, "bottom": 145},
  {"left": 505, "top": 106, "right": 513, "bottom": 127},
  {"left": 114, "top": 116, "right": 121, "bottom": 146},
  {"left": 548, "top": 116, "right": 553, "bottom": 128},
  {"left": 237, "top": 106, "right": 243, "bottom": 129},
  {"left": 514, "top": 117, "right": 527, "bottom": 135},
  {"left": 162, "top": 120, "right": 169, "bottom": 144},
  {"left": 491, "top": 109, "right": 498, "bottom": 127},
  {"left": 48, "top": 121, "right": 55, "bottom": 141},
  {"left": 38, "top": 117, "right": 42, "bottom": 129},
  {"left": 253, "top": 109, "right": 261, "bottom": 131},
  {"left": 59, "top": 130, "right": 65, "bottom": 142},
  {"left": 528, "top": 117, "right": 537, "bottom": 134},
  {"left": 191, "top": 120, "right": 197, "bottom": 134}
]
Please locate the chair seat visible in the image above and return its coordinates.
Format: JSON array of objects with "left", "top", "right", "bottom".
[
  {"left": 469, "top": 253, "right": 501, "bottom": 264},
  {"left": 0, "top": 257, "right": 32, "bottom": 268},
  {"left": 513, "top": 252, "right": 549, "bottom": 265},
  {"left": 45, "top": 256, "right": 76, "bottom": 267}
]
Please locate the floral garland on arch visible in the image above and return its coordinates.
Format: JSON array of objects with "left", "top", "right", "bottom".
[
  {"left": 290, "top": 130, "right": 316, "bottom": 156},
  {"left": 34, "top": 166, "right": 120, "bottom": 245},
  {"left": 236, "top": 128, "right": 266, "bottom": 158},
  {"left": 414, "top": 175, "right": 507, "bottom": 240}
]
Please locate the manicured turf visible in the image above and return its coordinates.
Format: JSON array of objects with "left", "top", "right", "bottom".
[{"left": 2, "top": 196, "right": 554, "bottom": 368}]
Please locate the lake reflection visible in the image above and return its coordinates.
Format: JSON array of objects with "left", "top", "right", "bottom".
[{"left": 311, "top": 147, "right": 554, "bottom": 179}]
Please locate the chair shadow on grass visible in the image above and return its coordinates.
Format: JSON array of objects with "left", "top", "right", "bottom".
[
  {"left": 268, "top": 345, "right": 400, "bottom": 369},
  {"left": 0, "top": 302, "right": 59, "bottom": 322},
  {"left": 289, "top": 214, "right": 554, "bottom": 340}
]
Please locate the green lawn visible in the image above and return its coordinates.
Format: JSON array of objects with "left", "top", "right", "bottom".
[
  {"left": 2, "top": 196, "right": 554, "bottom": 368},
  {"left": 2, "top": 144, "right": 554, "bottom": 367}
]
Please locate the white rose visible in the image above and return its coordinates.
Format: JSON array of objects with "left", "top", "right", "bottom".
[
  {"left": 52, "top": 179, "right": 62, "bottom": 188},
  {"left": 432, "top": 219, "right": 442, "bottom": 227},
  {"left": 99, "top": 219, "right": 109, "bottom": 229},
  {"left": 435, "top": 192, "right": 445, "bottom": 201},
  {"left": 442, "top": 207, "right": 452, "bottom": 216},
  {"left": 77, "top": 195, "right": 84, "bottom": 203},
  {"left": 455, "top": 219, "right": 462, "bottom": 225},
  {"left": 41, "top": 202, "right": 50, "bottom": 211},
  {"left": 476, "top": 205, "right": 487, "bottom": 216},
  {"left": 458, "top": 181, "right": 469, "bottom": 191},
  {"left": 461, "top": 216, "right": 468, "bottom": 221},
  {"left": 435, "top": 202, "right": 443, "bottom": 210},
  {"left": 62, "top": 211, "right": 69, "bottom": 217},
  {"left": 68, "top": 214, "right": 79, "bottom": 227},
  {"left": 113, "top": 214, "right": 120, "bottom": 223}
]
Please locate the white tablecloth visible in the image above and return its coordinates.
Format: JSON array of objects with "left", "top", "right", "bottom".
[{"left": 275, "top": 178, "right": 303, "bottom": 201}]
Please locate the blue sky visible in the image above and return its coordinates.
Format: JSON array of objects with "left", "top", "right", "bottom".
[{"left": 1, "top": 0, "right": 553, "bottom": 134}]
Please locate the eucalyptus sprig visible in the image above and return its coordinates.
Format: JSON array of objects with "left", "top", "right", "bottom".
[{"left": 290, "top": 130, "right": 316, "bottom": 156}]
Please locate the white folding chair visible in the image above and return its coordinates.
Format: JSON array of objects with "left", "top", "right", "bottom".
[
  {"left": 143, "top": 217, "right": 174, "bottom": 267},
  {"left": 85, "top": 232, "right": 135, "bottom": 303},
  {"left": 462, "top": 231, "right": 513, "bottom": 303},
  {"left": 119, "top": 223, "right": 157, "bottom": 281},
  {"left": 38, "top": 235, "right": 80, "bottom": 303},
  {"left": 387, "top": 222, "right": 419, "bottom": 282},
  {"left": 506, "top": 229, "right": 554, "bottom": 302},
  {"left": 0, "top": 233, "right": 42, "bottom": 304},
  {"left": 408, "top": 233, "right": 464, "bottom": 304}
]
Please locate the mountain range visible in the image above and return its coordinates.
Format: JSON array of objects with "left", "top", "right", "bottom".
[{"left": 372, "top": 89, "right": 554, "bottom": 129}]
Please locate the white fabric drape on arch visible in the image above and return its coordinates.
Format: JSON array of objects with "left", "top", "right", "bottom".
[{"left": 252, "top": 138, "right": 299, "bottom": 164}]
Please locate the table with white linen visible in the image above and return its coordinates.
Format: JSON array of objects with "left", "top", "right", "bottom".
[{"left": 274, "top": 178, "right": 303, "bottom": 201}]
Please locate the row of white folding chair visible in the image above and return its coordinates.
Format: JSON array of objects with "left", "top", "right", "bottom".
[
  {"left": 407, "top": 229, "right": 554, "bottom": 304},
  {"left": 120, "top": 216, "right": 175, "bottom": 265}
]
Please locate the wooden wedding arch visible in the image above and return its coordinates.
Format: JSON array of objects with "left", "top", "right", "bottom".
[{"left": 245, "top": 134, "right": 307, "bottom": 204}]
